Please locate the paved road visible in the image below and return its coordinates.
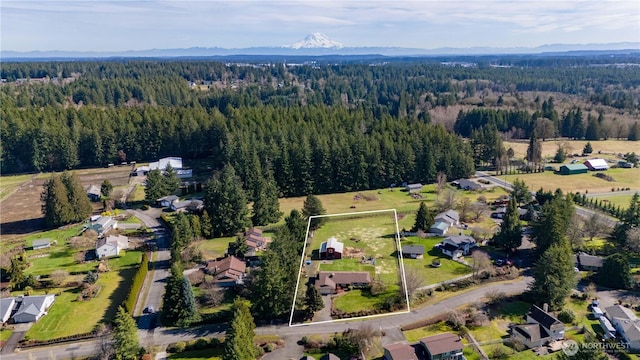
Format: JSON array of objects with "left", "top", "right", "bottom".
[{"left": 4, "top": 277, "right": 532, "bottom": 360}]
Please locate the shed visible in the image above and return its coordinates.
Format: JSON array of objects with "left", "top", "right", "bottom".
[
  {"left": 429, "top": 221, "right": 449, "bottom": 236},
  {"left": 458, "top": 179, "right": 484, "bottom": 191},
  {"left": 405, "top": 183, "right": 423, "bottom": 193},
  {"left": 585, "top": 158, "right": 609, "bottom": 171},
  {"left": 32, "top": 238, "right": 51, "bottom": 250},
  {"left": 402, "top": 245, "right": 425, "bottom": 259},
  {"left": 558, "top": 164, "right": 588, "bottom": 175}
]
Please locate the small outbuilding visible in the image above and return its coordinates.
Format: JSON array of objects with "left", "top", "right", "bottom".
[
  {"left": 405, "top": 183, "right": 423, "bottom": 193},
  {"left": 558, "top": 163, "right": 588, "bottom": 175},
  {"left": 402, "top": 245, "right": 425, "bottom": 259},
  {"left": 32, "top": 238, "right": 51, "bottom": 250},
  {"left": 585, "top": 158, "right": 609, "bottom": 171}
]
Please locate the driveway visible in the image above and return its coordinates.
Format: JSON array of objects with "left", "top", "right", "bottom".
[{"left": 0, "top": 323, "right": 31, "bottom": 355}]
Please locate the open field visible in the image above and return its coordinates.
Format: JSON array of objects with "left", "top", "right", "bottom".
[
  {"left": 504, "top": 139, "right": 640, "bottom": 159},
  {"left": 168, "top": 348, "right": 223, "bottom": 360},
  {"left": 499, "top": 167, "right": 640, "bottom": 194},
  {"left": 24, "top": 253, "right": 141, "bottom": 340},
  {"left": 333, "top": 285, "right": 401, "bottom": 313},
  {"left": 0, "top": 166, "right": 133, "bottom": 239},
  {"left": 587, "top": 193, "right": 636, "bottom": 210}
]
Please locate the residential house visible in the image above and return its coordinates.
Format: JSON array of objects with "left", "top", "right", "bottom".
[
  {"left": 96, "top": 235, "right": 129, "bottom": 259},
  {"left": 510, "top": 305, "right": 565, "bottom": 349},
  {"left": 402, "top": 245, "right": 425, "bottom": 259},
  {"left": 245, "top": 228, "right": 268, "bottom": 253},
  {"left": 599, "top": 316, "right": 617, "bottom": 340},
  {"left": 420, "top": 333, "right": 464, "bottom": 360},
  {"left": 458, "top": 178, "right": 484, "bottom": 191},
  {"left": 86, "top": 184, "right": 101, "bottom": 201},
  {"left": 383, "top": 342, "right": 419, "bottom": 360},
  {"left": 0, "top": 297, "right": 16, "bottom": 324},
  {"left": 435, "top": 210, "right": 460, "bottom": 227},
  {"left": 314, "top": 271, "right": 371, "bottom": 295},
  {"left": 440, "top": 234, "right": 477, "bottom": 258},
  {"left": 12, "top": 295, "right": 55, "bottom": 323},
  {"left": 558, "top": 164, "right": 588, "bottom": 175},
  {"left": 205, "top": 256, "right": 246, "bottom": 287},
  {"left": 320, "top": 237, "right": 344, "bottom": 260},
  {"left": 158, "top": 195, "right": 179, "bottom": 208},
  {"left": 573, "top": 252, "right": 604, "bottom": 272},
  {"left": 605, "top": 305, "right": 640, "bottom": 351},
  {"left": 406, "top": 183, "right": 423, "bottom": 193},
  {"left": 585, "top": 158, "right": 609, "bottom": 171},
  {"left": 430, "top": 221, "right": 449, "bottom": 236},
  {"left": 526, "top": 305, "right": 565, "bottom": 341},
  {"left": 32, "top": 238, "right": 51, "bottom": 250},
  {"left": 88, "top": 216, "right": 117, "bottom": 237}
]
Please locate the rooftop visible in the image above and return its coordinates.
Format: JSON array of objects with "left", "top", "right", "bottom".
[{"left": 420, "top": 333, "right": 463, "bottom": 355}]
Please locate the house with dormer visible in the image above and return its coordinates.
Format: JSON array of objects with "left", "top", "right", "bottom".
[{"left": 441, "top": 234, "right": 477, "bottom": 258}]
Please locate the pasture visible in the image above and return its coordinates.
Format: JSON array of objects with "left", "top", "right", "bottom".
[
  {"left": 503, "top": 139, "right": 640, "bottom": 159},
  {"left": 499, "top": 167, "right": 640, "bottom": 194}
]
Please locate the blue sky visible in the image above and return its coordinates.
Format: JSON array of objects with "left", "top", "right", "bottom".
[{"left": 2, "top": 0, "right": 639, "bottom": 51}]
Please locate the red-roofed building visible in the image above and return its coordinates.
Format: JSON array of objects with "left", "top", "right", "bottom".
[{"left": 205, "top": 256, "right": 246, "bottom": 287}]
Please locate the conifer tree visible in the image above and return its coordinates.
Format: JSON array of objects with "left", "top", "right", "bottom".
[
  {"left": 526, "top": 131, "right": 542, "bottom": 166},
  {"left": 204, "top": 164, "right": 250, "bottom": 237},
  {"left": 223, "top": 298, "right": 259, "bottom": 360},
  {"left": 112, "top": 306, "right": 140, "bottom": 360},
  {"left": 531, "top": 193, "right": 574, "bottom": 256},
  {"left": 492, "top": 198, "right": 522, "bottom": 251},
  {"left": 285, "top": 209, "right": 308, "bottom": 243},
  {"left": 411, "top": 201, "right": 434, "bottom": 232},
  {"left": 61, "top": 171, "right": 92, "bottom": 222},
  {"left": 41, "top": 174, "right": 73, "bottom": 227},
  {"left": 305, "top": 282, "right": 324, "bottom": 316},
  {"left": 200, "top": 210, "right": 213, "bottom": 239},
  {"left": 302, "top": 194, "right": 326, "bottom": 231},
  {"left": 582, "top": 141, "right": 593, "bottom": 154},
  {"left": 163, "top": 164, "right": 181, "bottom": 194},
  {"left": 101, "top": 179, "right": 113, "bottom": 197},
  {"left": 144, "top": 169, "right": 165, "bottom": 203},
  {"left": 161, "top": 263, "right": 199, "bottom": 327},
  {"left": 529, "top": 243, "right": 576, "bottom": 310},
  {"left": 597, "top": 254, "right": 634, "bottom": 290},
  {"left": 251, "top": 169, "right": 283, "bottom": 226}
]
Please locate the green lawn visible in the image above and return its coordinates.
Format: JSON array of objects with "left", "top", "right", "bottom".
[
  {"left": 332, "top": 285, "right": 403, "bottom": 314},
  {"left": 0, "top": 173, "right": 35, "bottom": 201},
  {"left": 0, "top": 329, "right": 13, "bottom": 341},
  {"left": 403, "top": 321, "right": 456, "bottom": 342},
  {"left": 168, "top": 348, "right": 223, "bottom": 360},
  {"left": 400, "top": 237, "right": 472, "bottom": 285},
  {"left": 198, "top": 237, "right": 234, "bottom": 260},
  {"left": 25, "top": 252, "right": 141, "bottom": 340}
]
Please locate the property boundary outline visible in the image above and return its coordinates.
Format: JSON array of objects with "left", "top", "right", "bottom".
[{"left": 288, "top": 208, "right": 410, "bottom": 327}]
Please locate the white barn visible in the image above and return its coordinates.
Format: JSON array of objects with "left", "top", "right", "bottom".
[{"left": 585, "top": 158, "right": 609, "bottom": 171}]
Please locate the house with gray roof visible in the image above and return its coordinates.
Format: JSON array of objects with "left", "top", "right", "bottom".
[
  {"left": 158, "top": 195, "right": 179, "bottom": 208},
  {"left": 441, "top": 234, "right": 477, "bottom": 258},
  {"left": 12, "top": 295, "right": 55, "bottom": 323},
  {"left": 96, "top": 235, "right": 129, "bottom": 259},
  {"left": 526, "top": 305, "right": 565, "bottom": 341},
  {"left": 511, "top": 304, "right": 565, "bottom": 349},
  {"left": 605, "top": 305, "right": 640, "bottom": 351},
  {"left": 405, "top": 183, "right": 423, "bottom": 193},
  {"left": 429, "top": 221, "right": 449, "bottom": 236},
  {"left": 435, "top": 210, "right": 460, "bottom": 227},
  {"left": 384, "top": 342, "right": 419, "bottom": 360},
  {"left": 86, "top": 184, "right": 101, "bottom": 201},
  {"left": 0, "top": 297, "right": 16, "bottom": 324},
  {"left": 88, "top": 216, "right": 117, "bottom": 237},
  {"left": 402, "top": 245, "right": 425, "bottom": 259},
  {"left": 314, "top": 271, "right": 371, "bottom": 295},
  {"left": 573, "top": 252, "right": 604, "bottom": 272},
  {"left": 420, "top": 333, "right": 464, "bottom": 360},
  {"left": 458, "top": 178, "right": 484, "bottom": 191}
]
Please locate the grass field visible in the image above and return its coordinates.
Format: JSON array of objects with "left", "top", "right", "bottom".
[
  {"left": 0, "top": 173, "right": 36, "bottom": 201},
  {"left": 504, "top": 140, "right": 640, "bottom": 159},
  {"left": 197, "top": 237, "right": 233, "bottom": 260},
  {"left": 401, "top": 237, "right": 472, "bottom": 285},
  {"left": 0, "top": 329, "right": 13, "bottom": 341},
  {"left": 586, "top": 193, "right": 636, "bottom": 210},
  {"left": 332, "top": 285, "right": 401, "bottom": 313},
  {"left": 498, "top": 167, "right": 640, "bottom": 194},
  {"left": 25, "top": 253, "right": 141, "bottom": 340}
]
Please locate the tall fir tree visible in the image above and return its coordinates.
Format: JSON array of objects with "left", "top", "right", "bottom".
[
  {"left": 161, "top": 263, "right": 199, "bottom": 327},
  {"left": 411, "top": 201, "right": 434, "bottom": 232},
  {"left": 200, "top": 210, "right": 213, "bottom": 239},
  {"left": 204, "top": 164, "right": 250, "bottom": 237},
  {"left": 302, "top": 194, "right": 326, "bottom": 231},
  {"left": 144, "top": 169, "right": 166, "bottom": 203},
  {"left": 285, "top": 209, "right": 308, "bottom": 243},
  {"left": 492, "top": 198, "right": 522, "bottom": 250},
  {"left": 223, "top": 298, "right": 259, "bottom": 360},
  {"left": 525, "top": 131, "right": 542, "bottom": 166},
  {"left": 41, "top": 174, "right": 73, "bottom": 227},
  {"left": 112, "top": 306, "right": 140, "bottom": 360},
  {"left": 61, "top": 171, "right": 92, "bottom": 222},
  {"left": 251, "top": 169, "right": 283, "bottom": 226},
  {"left": 163, "top": 164, "right": 181, "bottom": 194},
  {"left": 305, "top": 282, "right": 324, "bottom": 316},
  {"left": 529, "top": 243, "right": 576, "bottom": 310},
  {"left": 531, "top": 193, "right": 574, "bottom": 256},
  {"left": 597, "top": 254, "right": 635, "bottom": 290}
]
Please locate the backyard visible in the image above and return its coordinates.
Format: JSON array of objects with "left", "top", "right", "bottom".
[{"left": 400, "top": 237, "right": 472, "bottom": 285}]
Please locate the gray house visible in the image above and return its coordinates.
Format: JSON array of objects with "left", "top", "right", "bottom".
[
  {"left": 12, "top": 295, "right": 55, "bottom": 323},
  {"left": 573, "top": 253, "right": 604, "bottom": 272},
  {"left": 0, "top": 297, "right": 16, "bottom": 324},
  {"left": 88, "top": 216, "right": 117, "bottom": 237},
  {"left": 402, "top": 245, "right": 425, "bottom": 259},
  {"left": 605, "top": 305, "right": 640, "bottom": 351}
]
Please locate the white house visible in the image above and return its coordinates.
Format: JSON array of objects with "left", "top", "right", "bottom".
[
  {"left": 434, "top": 210, "right": 460, "bottom": 227},
  {"left": 12, "top": 295, "right": 55, "bottom": 323},
  {"left": 96, "top": 235, "right": 129, "bottom": 258},
  {"left": 0, "top": 297, "right": 16, "bottom": 324},
  {"left": 88, "top": 216, "right": 117, "bottom": 237},
  {"left": 585, "top": 158, "right": 609, "bottom": 171},
  {"left": 606, "top": 305, "right": 640, "bottom": 351},
  {"left": 441, "top": 234, "right": 476, "bottom": 258}
]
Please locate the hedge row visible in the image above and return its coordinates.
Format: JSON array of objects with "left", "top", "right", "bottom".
[{"left": 123, "top": 252, "right": 149, "bottom": 313}]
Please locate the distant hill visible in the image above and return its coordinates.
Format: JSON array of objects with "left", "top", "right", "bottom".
[{"left": 2, "top": 38, "right": 639, "bottom": 60}]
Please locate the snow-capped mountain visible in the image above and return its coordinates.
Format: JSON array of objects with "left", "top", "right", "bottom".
[{"left": 284, "top": 33, "right": 344, "bottom": 49}]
